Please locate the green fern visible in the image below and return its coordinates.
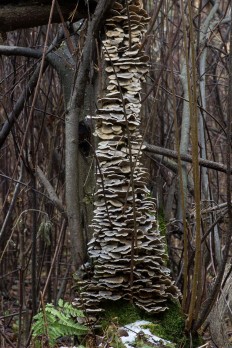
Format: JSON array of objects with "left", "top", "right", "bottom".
[{"left": 32, "top": 299, "right": 88, "bottom": 347}]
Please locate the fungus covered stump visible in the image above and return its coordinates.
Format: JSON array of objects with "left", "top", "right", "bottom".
[{"left": 74, "top": 0, "right": 180, "bottom": 315}]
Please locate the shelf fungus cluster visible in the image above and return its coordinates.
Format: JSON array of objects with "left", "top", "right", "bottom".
[{"left": 75, "top": 0, "right": 179, "bottom": 314}]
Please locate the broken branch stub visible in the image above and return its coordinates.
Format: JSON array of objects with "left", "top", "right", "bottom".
[{"left": 74, "top": 0, "right": 180, "bottom": 315}]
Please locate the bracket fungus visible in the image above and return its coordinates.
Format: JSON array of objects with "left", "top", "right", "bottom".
[{"left": 74, "top": 0, "right": 180, "bottom": 315}]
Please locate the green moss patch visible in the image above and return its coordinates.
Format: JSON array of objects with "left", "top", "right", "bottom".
[
  {"left": 139, "top": 301, "right": 185, "bottom": 346},
  {"left": 100, "top": 300, "right": 184, "bottom": 346},
  {"left": 157, "top": 209, "right": 167, "bottom": 238},
  {"left": 99, "top": 299, "right": 202, "bottom": 348},
  {"left": 101, "top": 299, "right": 141, "bottom": 328}
]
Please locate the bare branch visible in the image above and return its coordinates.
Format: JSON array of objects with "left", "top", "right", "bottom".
[
  {"left": 0, "top": 31, "right": 65, "bottom": 148},
  {"left": 0, "top": 165, "right": 23, "bottom": 246},
  {"left": 0, "top": 62, "right": 48, "bottom": 148},
  {"left": 36, "top": 166, "right": 65, "bottom": 215},
  {"left": 0, "top": 1, "right": 95, "bottom": 32},
  {"left": 144, "top": 142, "right": 231, "bottom": 174},
  {"left": 0, "top": 46, "right": 42, "bottom": 58}
]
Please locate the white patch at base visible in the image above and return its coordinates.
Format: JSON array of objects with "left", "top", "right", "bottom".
[{"left": 120, "top": 320, "right": 172, "bottom": 347}]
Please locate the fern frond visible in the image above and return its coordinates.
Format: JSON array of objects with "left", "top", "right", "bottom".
[{"left": 32, "top": 299, "right": 88, "bottom": 348}]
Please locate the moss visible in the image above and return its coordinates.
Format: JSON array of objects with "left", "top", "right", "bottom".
[
  {"left": 141, "top": 301, "right": 203, "bottom": 348},
  {"left": 191, "top": 334, "right": 204, "bottom": 348},
  {"left": 100, "top": 300, "right": 141, "bottom": 328},
  {"left": 100, "top": 299, "right": 202, "bottom": 348},
  {"left": 141, "top": 301, "right": 186, "bottom": 347},
  {"left": 159, "top": 301, "right": 185, "bottom": 342},
  {"left": 100, "top": 300, "right": 185, "bottom": 346},
  {"left": 157, "top": 209, "right": 167, "bottom": 238},
  {"left": 164, "top": 343, "right": 177, "bottom": 348}
]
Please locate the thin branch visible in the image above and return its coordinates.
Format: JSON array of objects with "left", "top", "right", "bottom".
[
  {"left": 0, "top": 172, "right": 58, "bottom": 201},
  {"left": 0, "top": 32, "right": 65, "bottom": 148},
  {"left": 36, "top": 166, "right": 66, "bottom": 215},
  {"left": 0, "top": 328, "right": 15, "bottom": 348},
  {"left": 144, "top": 142, "right": 231, "bottom": 174},
  {"left": 0, "top": 165, "right": 23, "bottom": 246},
  {"left": 0, "top": 61, "right": 48, "bottom": 148}
]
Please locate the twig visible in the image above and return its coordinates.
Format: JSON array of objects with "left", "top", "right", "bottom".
[
  {"left": 36, "top": 166, "right": 66, "bottom": 215},
  {"left": 40, "top": 292, "right": 50, "bottom": 348},
  {"left": 0, "top": 328, "right": 15, "bottom": 348},
  {"left": 0, "top": 164, "right": 23, "bottom": 245}
]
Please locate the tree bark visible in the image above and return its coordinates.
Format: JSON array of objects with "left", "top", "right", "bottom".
[{"left": 0, "top": 0, "right": 95, "bottom": 32}]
